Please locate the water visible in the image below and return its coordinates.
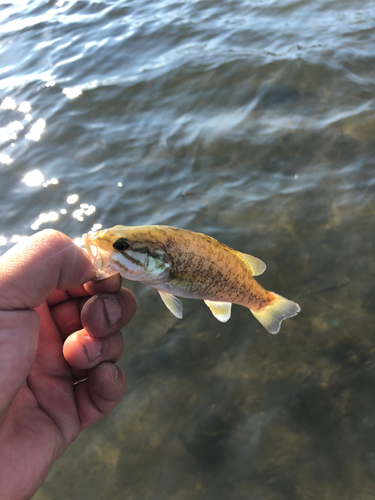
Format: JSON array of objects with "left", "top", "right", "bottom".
[{"left": 1, "top": 0, "right": 375, "bottom": 498}]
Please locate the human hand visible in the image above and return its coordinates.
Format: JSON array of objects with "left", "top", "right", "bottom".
[{"left": 0, "top": 230, "right": 136, "bottom": 500}]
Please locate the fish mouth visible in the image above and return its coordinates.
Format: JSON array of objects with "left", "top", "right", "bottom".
[
  {"left": 83, "top": 231, "right": 105, "bottom": 278},
  {"left": 83, "top": 231, "right": 98, "bottom": 261}
]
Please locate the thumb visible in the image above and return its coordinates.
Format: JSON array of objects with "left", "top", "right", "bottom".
[
  {"left": 0, "top": 310, "right": 39, "bottom": 423},
  {"left": 0, "top": 229, "right": 95, "bottom": 310}
]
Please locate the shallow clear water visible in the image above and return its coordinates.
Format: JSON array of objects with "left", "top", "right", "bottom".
[{"left": 1, "top": 0, "right": 375, "bottom": 498}]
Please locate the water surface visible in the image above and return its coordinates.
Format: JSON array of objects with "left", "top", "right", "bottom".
[{"left": 1, "top": 0, "right": 375, "bottom": 498}]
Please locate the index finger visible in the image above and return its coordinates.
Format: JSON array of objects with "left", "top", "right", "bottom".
[{"left": 46, "top": 275, "right": 122, "bottom": 306}]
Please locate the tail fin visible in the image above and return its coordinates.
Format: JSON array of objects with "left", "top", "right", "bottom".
[{"left": 250, "top": 293, "right": 300, "bottom": 334}]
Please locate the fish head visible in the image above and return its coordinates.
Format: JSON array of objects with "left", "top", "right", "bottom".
[{"left": 83, "top": 225, "right": 170, "bottom": 282}]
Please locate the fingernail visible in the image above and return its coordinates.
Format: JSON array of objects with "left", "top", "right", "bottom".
[
  {"left": 102, "top": 296, "right": 122, "bottom": 328},
  {"left": 113, "top": 364, "right": 119, "bottom": 380},
  {"left": 82, "top": 335, "right": 102, "bottom": 362}
]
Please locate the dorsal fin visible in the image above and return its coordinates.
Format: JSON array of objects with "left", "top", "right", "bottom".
[
  {"left": 238, "top": 252, "right": 266, "bottom": 276},
  {"left": 196, "top": 230, "right": 266, "bottom": 276}
]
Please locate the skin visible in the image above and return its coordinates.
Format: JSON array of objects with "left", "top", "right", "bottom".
[
  {"left": 84, "top": 225, "right": 272, "bottom": 311},
  {"left": 0, "top": 230, "right": 136, "bottom": 500}
]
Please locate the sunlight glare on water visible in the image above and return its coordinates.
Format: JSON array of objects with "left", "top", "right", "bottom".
[
  {"left": 30, "top": 211, "right": 59, "bottom": 231},
  {"left": 62, "top": 87, "right": 83, "bottom": 99},
  {"left": 22, "top": 169, "right": 44, "bottom": 187},
  {"left": 1, "top": 97, "right": 16, "bottom": 111},
  {"left": 67, "top": 194, "right": 79, "bottom": 204},
  {"left": 25, "top": 118, "right": 46, "bottom": 142},
  {"left": 0, "top": 153, "right": 13, "bottom": 165}
]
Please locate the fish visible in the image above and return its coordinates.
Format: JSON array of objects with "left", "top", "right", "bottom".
[{"left": 82, "top": 225, "right": 300, "bottom": 334}]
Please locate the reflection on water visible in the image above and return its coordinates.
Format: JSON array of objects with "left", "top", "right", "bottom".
[
  {"left": 22, "top": 169, "right": 44, "bottom": 186},
  {"left": 62, "top": 87, "right": 83, "bottom": 99},
  {"left": 25, "top": 118, "right": 46, "bottom": 142},
  {"left": 1, "top": 0, "right": 375, "bottom": 498}
]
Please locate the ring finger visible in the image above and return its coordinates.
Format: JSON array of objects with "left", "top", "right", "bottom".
[{"left": 63, "top": 329, "right": 124, "bottom": 371}]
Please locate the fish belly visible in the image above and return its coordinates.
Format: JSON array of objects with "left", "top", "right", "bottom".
[{"left": 152, "top": 267, "right": 271, "bottom": 310}]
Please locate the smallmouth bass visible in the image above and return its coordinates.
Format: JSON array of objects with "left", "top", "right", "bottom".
[{"left": 83, "top": 225, "right": 300, "bottom": 333}]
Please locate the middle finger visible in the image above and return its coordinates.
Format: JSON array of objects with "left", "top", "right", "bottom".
[{"left": 50, "top": 288, "right": 136, "bottom": 340}]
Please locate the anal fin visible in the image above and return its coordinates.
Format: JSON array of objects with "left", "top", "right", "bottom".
[
  {"left": 204, "top": 300, "right": 232, "bottom": 323},
  {"left": 158, "top": 291, "right": 183, "bottom": 319}
]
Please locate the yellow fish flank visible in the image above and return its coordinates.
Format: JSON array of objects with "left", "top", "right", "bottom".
[{"left": 83, "top": 225, "right": 300, "bottom": 334}]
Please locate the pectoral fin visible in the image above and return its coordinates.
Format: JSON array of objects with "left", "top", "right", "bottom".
[
  {"left": 238, "top": 252, "right": 266, "bottom": 276},
  {"left": 158, "top": 291, "right": 183, "bottom": 319},
  {"left": 204, "top": 300, "right": 232, "bottom": 323}
]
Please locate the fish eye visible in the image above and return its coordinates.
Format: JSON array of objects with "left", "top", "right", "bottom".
[{"left": 113, "top": 238, "right": 130, "bottom": 252}]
